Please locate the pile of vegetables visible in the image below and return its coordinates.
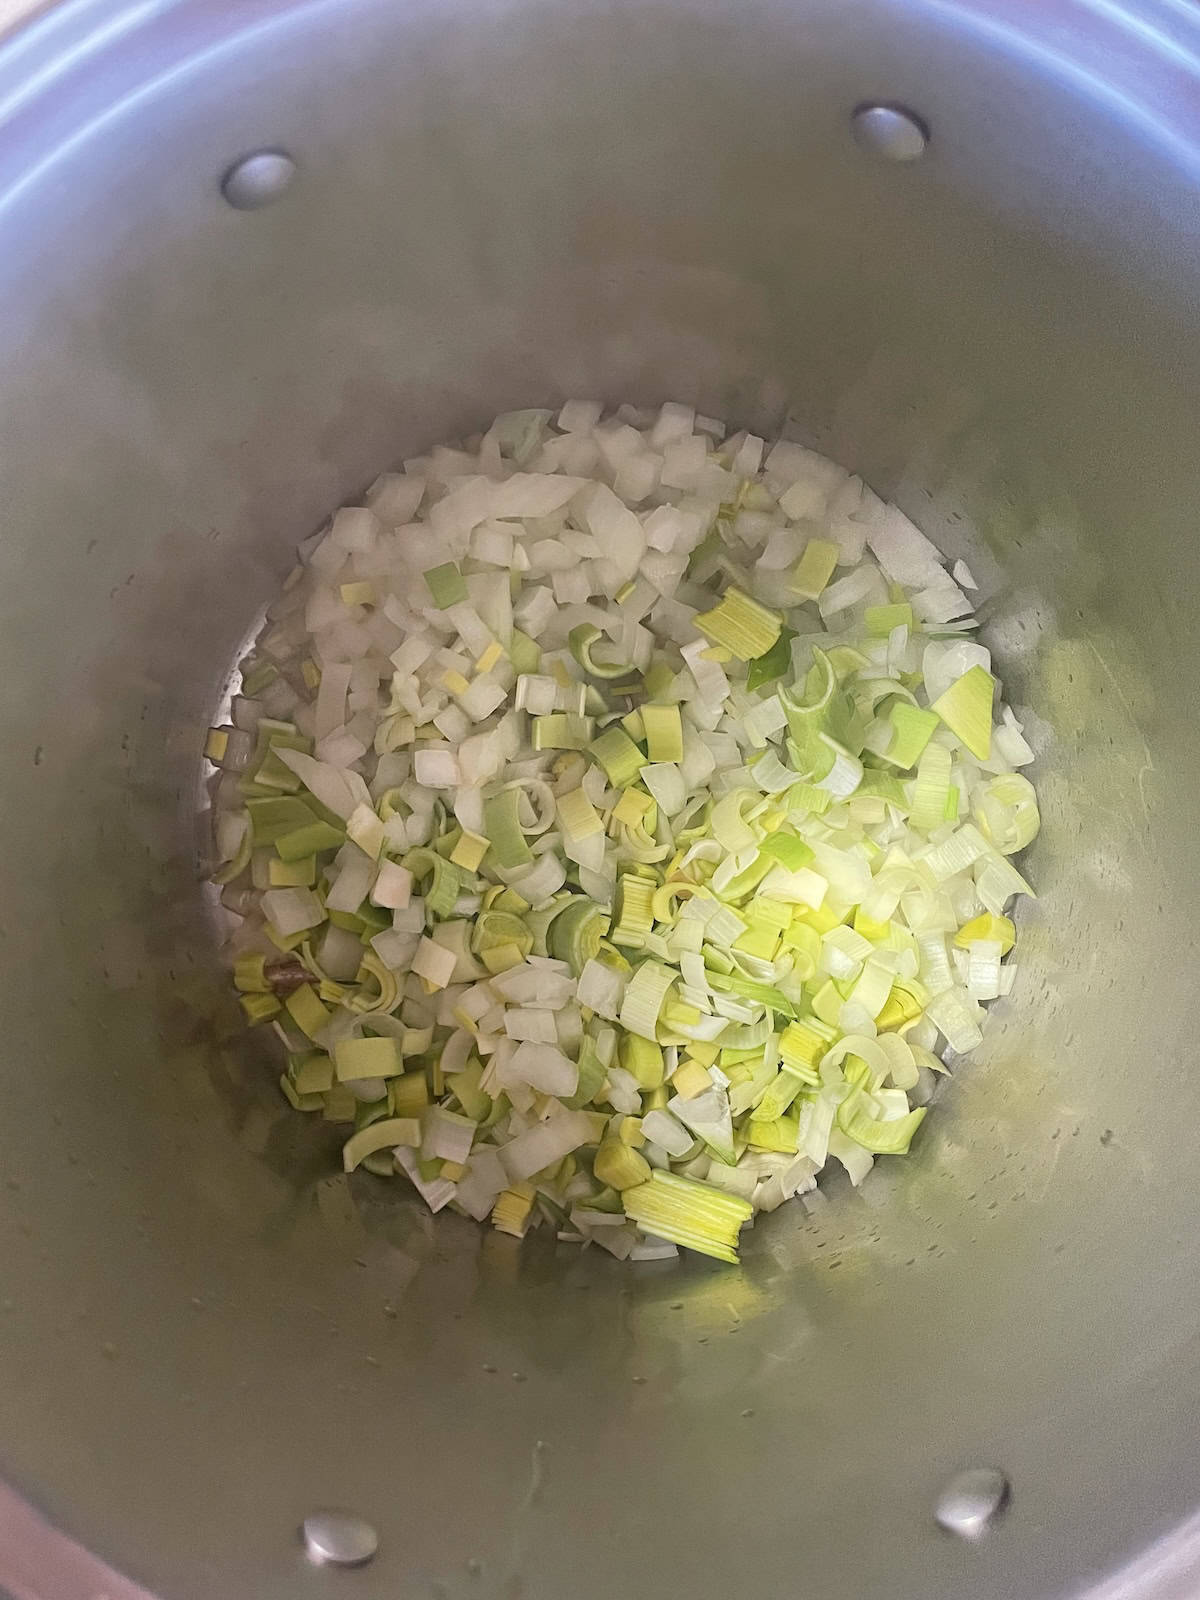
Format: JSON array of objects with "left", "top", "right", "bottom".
[{"left": 204, "top": 400, "right": 1039, "bottom": 1264}]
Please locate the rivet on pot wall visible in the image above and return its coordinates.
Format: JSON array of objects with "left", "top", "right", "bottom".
[
  {"left": 220, "top": 150, "right": 297, "bottom": 210},
  {"left": 300, "top": 1510, "right": 379, "bottom": 1568},
  {"left": 934, "top": 1467, "right": 1011, "bottom": 1538},
  {"left": 851, "top": 104, "right": 929, "bottom": 162}
]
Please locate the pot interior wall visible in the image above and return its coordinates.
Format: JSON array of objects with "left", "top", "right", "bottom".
[{"left": 0, "top": 1, "right": 1198, "bottom": 1597}]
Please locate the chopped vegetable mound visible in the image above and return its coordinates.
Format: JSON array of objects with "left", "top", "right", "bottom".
[{"left": 205, "top": 401, "right": 1041, "bottom": 1264}]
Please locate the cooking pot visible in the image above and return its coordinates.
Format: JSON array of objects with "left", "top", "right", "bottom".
[{"left": 1, "top": 0, "right": 1198, "bottom": 1596}]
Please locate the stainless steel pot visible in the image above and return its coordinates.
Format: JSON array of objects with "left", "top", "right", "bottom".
[{"left": 1, "top": 1, "right": 1198, "bottom": 1596}]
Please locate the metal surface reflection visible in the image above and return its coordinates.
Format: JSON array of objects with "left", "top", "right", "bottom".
[{"left": 0, "top": 1, "right": 1197, "bottom": 1598}]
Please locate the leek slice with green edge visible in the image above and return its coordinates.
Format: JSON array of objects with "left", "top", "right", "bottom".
[
  {"left": 343, "top": 1117, "right": 422, "bottom": 1172},
  {"left": 546, "top": 899, "right": 609, "bottom": 974},
  {"left": 619, "top": 1033, "right": 665, "bottom": 1088},
  {"left": 507, "top": 629, "right": 540, "bottom": 674},
  {"left": 213, "top": 819, "right": 253, "bottom": 884},
  {"left": 288, "top": 1052, "right": 334, "bottom": 1094},
  {"left": 612, "top": 875, "right": 655, "bottom": 948},
  {"left": 238, "top": 719, "right": 312, "bottom": 797},
  {"left": 620, "top": 960, "right": 677, "bottom": 1040},
  {"left": 423, "top": 562, "right": 467, "bottom": 608},
  {"left": 857, "top": 772, "right": 909, "bottom": 807},
  {"left": 532, "top": 713, "right": 594, "bottom": 751},
  {"left": 568, "top": 624, "right": 636, "bottom": 681},
  {"left": 881, "top": 703, "right": 939, "bottom": 770},
  {"left": 402, "top": 847, "right": 461, "bottom": 917},
  {"left": 955, "top": 912, "right": 1016, "bottom": 954},
  {"left": 641, "top": 704, "right": 684, "bottom": 763},
  {"left": 780, "top": 648, "right": 838, "bottom": 773},
  {"left": 595, "top": 1137, "right": 652, "bottom": 1190},
  {"left": 481, "top": 790, "right": 533, "bottom": 869},
  {"left": 931, "top": 664, "right": 995, "bottom": 760},
  {"left": 348, "top": 951, "right": 400, "bottom": 1016},
  {"left": 233, "top": 954, "right": 270, "bottom": 994},
  {"left": 753, "top": 1065, "right": 809, "bottom": 1121},
  {"left": 843, "top": 1104, "right": 926, "bottom": 1155},
  {"left": 758, "top": 831, "right": 813, "bottom": 871},
  {"left": 389, "top": 1071, "right": 430, "bottom": 1117},
  {"left": 622, "top": 1171, "right": 753, "bottom": 1264},
  {"left": 791, "top": 539, "right": 839, "bottom": 601},
  {"left": 242, "top": 993, "right": 281, "bottom": 1025},
  {"left": 695, "top": 587, "right": 783, "bottom": 660},
  {"left": 556, "top": 787, "right": 603, "bottom": 842},
  {"left": 911, "top": 741, "right": 953, "bottom": 832},
  {"left": 974, "top": 772, "right": 1040, "bottom": 854},
  {"left": 590, "top": 727, "right": 644, "bottom": 787},
  {"left": 473, "top": 909, "right": 535, "bottom": 963},
  {"left": 284, "top": 984, "right": 331, "bottom": 1041},
  {"left": 745, "top": 625, "right": 797, "bottom": 693},
  {"left": 334, "top": 1036, "right": 403, "bottom": 1081},
  {"left": 275, "top": 819, "right": 345, "bottom": 861},
  {"left": 269, "top": 854, "right": 317, "bottom": 887},
  {"left": 746, "top": 1113, "right": 800, "bottom": 1154},
  {"left": 446, "top": 1060, "right": 491, "bottom": 1120},
  {"left": 279, "top": 1073, "right": 322, "bottom": 1110},
  {"left": 709, "top": 973, "right": 796, "bottom": 1015},
  {"left": 247, "top": 796, "right": 318, "bottom": 846},
  {"left": 865, "top": 602, "right": 913, "bottom": 635},
  {"left": 563, "top": 1040, "right": 608, "bottom": 1110},
  {"left": 241, "top": 660, "right": 278, "bottom": 697},
  {"left": 210, "top": 401, "right": 1041, "bottom": 1263}
]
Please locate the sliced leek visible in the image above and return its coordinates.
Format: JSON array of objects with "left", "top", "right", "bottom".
[
  {"left": 931, "top": 664, "right": 995, "bottom": 760},
  {"left": 623, "top": 1171, "right": 753, "bottom": 1264},
  {"left": 208, "top": 401, "right": 1040, "bottom": 1264},
  {"left": 695, "top": 587, "right": 783, "bottom": 661}
]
